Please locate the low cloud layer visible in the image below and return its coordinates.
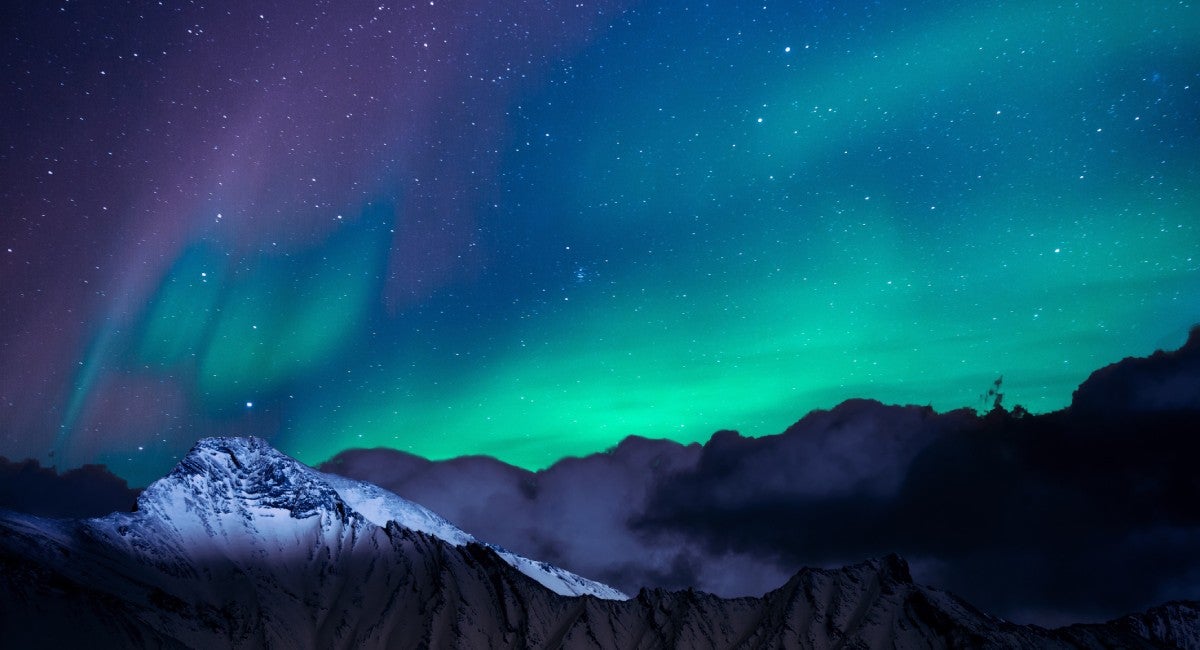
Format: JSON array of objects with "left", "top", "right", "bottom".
[
  {"left": 2, "top": 328, "right": 1194, "bottom": 624},
  {"left": 0, "top": 458, "right": 140, "bottom": 519},
  {"left": 321, "top": 326, "right": 1200, "bottom": 625}
]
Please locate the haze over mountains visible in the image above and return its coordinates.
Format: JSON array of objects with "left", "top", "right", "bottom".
[
  {"left": 319, "top": 325, "right": 1200, "bottom": 625},
  {"left": 1, "top": 327, "right": 1197, "bottom": 638},
  {"left": 2, "top": 435, "right": 1199, "bottom": 649}
]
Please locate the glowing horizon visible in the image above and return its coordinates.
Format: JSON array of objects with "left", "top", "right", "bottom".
[{"left": 0, "top": 0, "right": 1196, "bottom": 485}]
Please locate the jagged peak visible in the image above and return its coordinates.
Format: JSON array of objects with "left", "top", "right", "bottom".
[
  {"left": 127, "top": 436, "right": 628, "bottom": 600},
  {"left": 776, "top": 554, "right": 916, "bottom": 596},
  {"left": 871, "top": 553, "right": 913, "bottom": 583},
  {"left": 137, "top": 436, "right": 348, "bottom": 520},
  {"left": 814, "top": 554, "right": 913, "bottom": 583},
  {"left": 178, "top": 436, "right": 288, "bottom": 471}
]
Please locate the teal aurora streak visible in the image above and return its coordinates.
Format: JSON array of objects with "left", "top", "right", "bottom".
[{"left": 12, "top": 0, "right": 1198, "bottom": 485}]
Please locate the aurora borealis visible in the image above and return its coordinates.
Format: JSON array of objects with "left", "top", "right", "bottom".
[{"left": 2, "top": 0, "right": 1197, "bottom": 486}]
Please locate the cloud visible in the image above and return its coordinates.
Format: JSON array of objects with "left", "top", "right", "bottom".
[
  {"left": 327, "top": 329, "right": 1199, "bottom": 624},
  {"left": 1071, "top": 325, "right": 1200, "bottom": 415},
  {"left": 0, "top": 458, "right": 140, "bottom": 519}
]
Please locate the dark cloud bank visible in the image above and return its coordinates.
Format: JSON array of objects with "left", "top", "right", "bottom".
[
  {"left": 0, "top": 458, "right": 139, "bottom": 519},
  {"left": 319, "top": 327, "right": 1200, "bottom": 626},
  {"left": 3, "top": 328, "right": 1196, "bottom": 626}
]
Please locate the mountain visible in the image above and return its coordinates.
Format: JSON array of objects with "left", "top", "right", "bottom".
[
  {"left": 316, "top": 332, "right": 1200, "bottom": 624},
  {"left": 1070, "top": 325, "right": 1200, "bottom": 416},
  {"left": 1, "top": 437, "right": 1198, "bottom": 649}
]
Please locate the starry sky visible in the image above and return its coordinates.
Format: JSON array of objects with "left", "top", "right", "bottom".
[{"left": 1, "top": 0, "right": 1197, "bottom": 486}]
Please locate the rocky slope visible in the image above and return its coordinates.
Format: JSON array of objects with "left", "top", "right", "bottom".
[{"left": 1, "top": 436, "right": 1196, "bottom": 649}]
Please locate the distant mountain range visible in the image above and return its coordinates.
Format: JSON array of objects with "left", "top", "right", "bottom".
[
  {"left": 316, "top": 327, "right": 1200, "bottom": 626},
  {"left": 2, "top": 435, "right": 1198, "bottom": 648}
]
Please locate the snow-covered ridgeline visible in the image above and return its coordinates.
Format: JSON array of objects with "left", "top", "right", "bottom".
[{"left": 114, "top": 436, "right": 627, "bottom": 600}]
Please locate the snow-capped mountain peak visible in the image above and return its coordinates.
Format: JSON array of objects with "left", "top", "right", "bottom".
[
  {"left": 131, "top": 436, "right": 625, "bottom": 600},
  {"left": 0, "top": 436, "right": 1196, "bottom": 648},
  {"left": 138, "top": 436, "right": 350, "bottom": 520}
]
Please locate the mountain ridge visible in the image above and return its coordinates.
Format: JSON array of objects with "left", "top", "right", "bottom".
[
  {"left": 315, "top": 331, "right": 1200, "bottom": 623},
  {"left": 2, "top": 435, "right": 1199, "bottom": 648}
]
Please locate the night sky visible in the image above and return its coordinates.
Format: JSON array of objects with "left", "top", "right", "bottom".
[{"left": 2, "top": 0, "right": 1197, "bottom": 487}]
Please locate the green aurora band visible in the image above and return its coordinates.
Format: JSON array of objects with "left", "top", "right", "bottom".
[
  {"left": 99, "top": 0, "right": 1199, "bottom": 480},
  {"left": 275, "top": 0, "right": 1198, "bottom": 467}
]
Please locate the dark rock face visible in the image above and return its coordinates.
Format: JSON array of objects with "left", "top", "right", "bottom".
[
  {"left": 1, "top": 437, "right": 1198, "bottom": 649},
  {"left": 3, "top": 529, "right": 1197, "bottom": 649}
]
